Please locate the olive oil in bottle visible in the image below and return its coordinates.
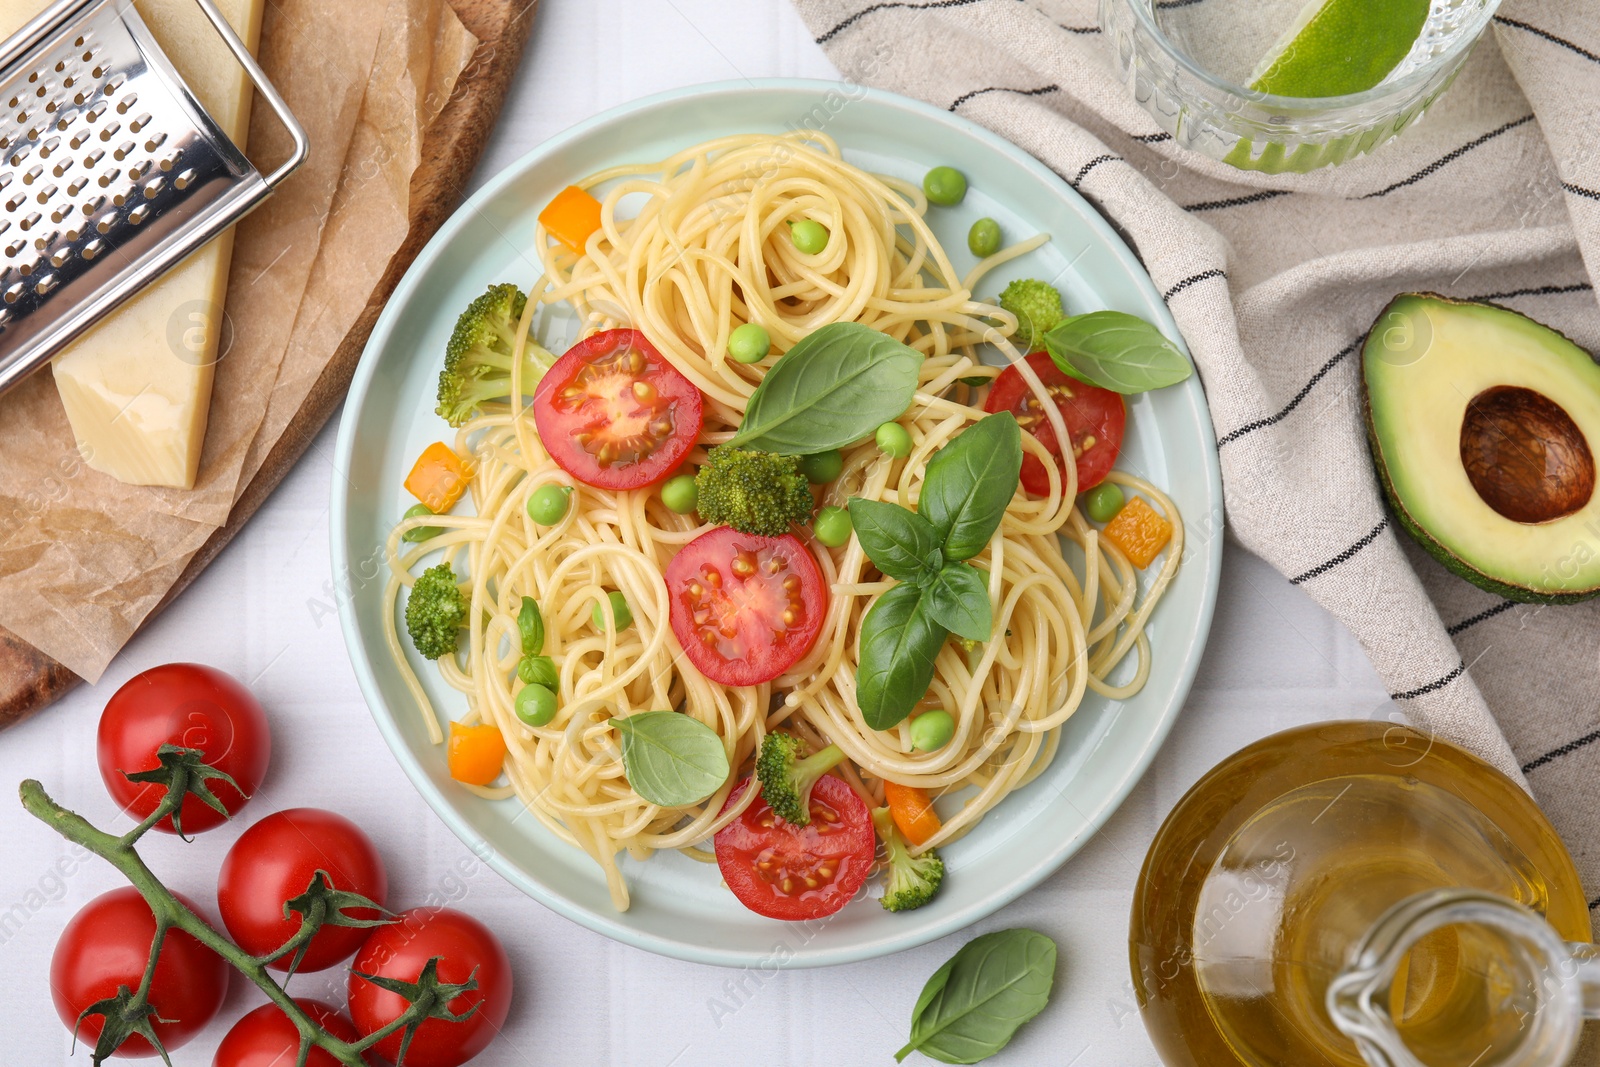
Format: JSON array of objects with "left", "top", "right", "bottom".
[{"left": 1131, "top": 721, "right": 1590, "bottom": 1067}]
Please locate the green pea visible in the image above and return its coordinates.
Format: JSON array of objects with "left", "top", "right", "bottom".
[
  {"left": 661, "top": 474, "right": 699, "bottom": 514},
  {"left": 923, "top": 166, "right": 967, "bottom": 206},
  {"left": 728, "top": 322, "right": 771, "bottom": 364},
  {"left": 515, "top": 683, "right": 558, "bottom": 727},
  {"left": 876, "top": 421, "right": 913, "bottom": 459},
  {"left": 798, "top": 449, "right": 843, "bottom": 484},
  {"left": 592, "top": 590, "right": 633, "bottom": 632},
  {"left": 518, "top": 654, "right": 559, "bottom": 689},
  {"left": 1084, "top": 482, "right": 1126, "bottom": 523},
  {"left": 527, "top": 484, "right": 572, "bottom": 525},
  {"left": 910, "top": 709, "right": 955, "bottom": 752},
  {"left": 401, "top": 503, "right": 443, "bottom": 543},
  {"left": 813, "top": 505, "right": 853, "bottom": 548},
  {"left": 968, "top": 217, "right": 1001, "bottom": 257},
  {"left": 789, "top": 219, "right": 830, "bottom": 254}
]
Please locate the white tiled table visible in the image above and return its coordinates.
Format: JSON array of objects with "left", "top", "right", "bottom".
[{"left": 0, "top": 2, "right": 1393, "bottom": 1062}]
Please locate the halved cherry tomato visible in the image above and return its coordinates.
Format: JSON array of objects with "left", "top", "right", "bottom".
[
  {"left": 984, "top": 351, "right": 1125, "bottom": 496},
  {"left": 714, "top": 775, "right": 874, "bottom": 920},
  {"left": 884, "top": 781, "right": 942, "bottom": 847},
  {"left": 532, "top": 329, "right": 702, "bottom": 490},
  {"left": 665, "top": 527, "right": 827, "bottom": 686}
]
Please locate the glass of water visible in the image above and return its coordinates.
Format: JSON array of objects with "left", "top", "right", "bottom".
[{"left": 1099, "top": 0, "right": 1504, "bottom": 174}]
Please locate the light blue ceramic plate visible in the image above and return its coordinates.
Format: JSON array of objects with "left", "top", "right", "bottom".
[{"left": 332, "top": 80, "right": 1222, "bottom": 968}]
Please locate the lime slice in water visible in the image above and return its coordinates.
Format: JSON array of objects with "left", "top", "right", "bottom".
[{"left": 1248, "top": 0, "right": 1432, "bottom": 98}]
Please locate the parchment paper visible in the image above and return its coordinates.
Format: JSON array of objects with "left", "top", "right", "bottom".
[{"left": 0, "top": 0, "right": 477, "bottom": 682}]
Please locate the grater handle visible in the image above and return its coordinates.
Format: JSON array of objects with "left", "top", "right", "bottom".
[{"left": 182, "top": 0, "right": 307, "bottom": 189}]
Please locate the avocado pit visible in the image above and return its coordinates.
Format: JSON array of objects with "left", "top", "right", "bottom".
[{"left": 1459, "top": 386, "right": 1595, "bottom": 525}]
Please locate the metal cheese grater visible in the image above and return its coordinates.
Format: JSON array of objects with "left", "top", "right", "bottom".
[{"left": 0, "top": 0, "right": 305, "bottom": 395}]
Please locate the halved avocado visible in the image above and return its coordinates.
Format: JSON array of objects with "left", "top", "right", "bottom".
[{"left": 1363, "top": 293, "right": 1600, "bottom": 603}]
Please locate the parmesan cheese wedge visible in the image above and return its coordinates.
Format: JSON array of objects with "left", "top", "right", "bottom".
[{"left": 0, "top": 0, "right": 264, "bottom": 487}]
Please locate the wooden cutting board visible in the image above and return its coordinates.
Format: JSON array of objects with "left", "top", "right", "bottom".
[{"left": 0, "top": 0, "right": 535, "bottom": 728}]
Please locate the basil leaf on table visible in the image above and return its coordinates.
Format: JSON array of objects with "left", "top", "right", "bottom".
[
  {"left": 517, "top": 596, "right": 544, "bottom": 657},
  {"left": 857, "top": 583, "right": 946, "bottom": 732},
  {"left": 896, "top": 929, "right": 1058, "bottom": 1064},
  {"left": 917, "top": 412, "right": 1022, "bottom": 562},
  {"left": 848, "top": 498, "right": 945, "bottom": 584},
  {"left": 1042, "top": 310, "right": 1192, "bottom": 395},
  {"left": 726, "top": 322, "right": 924, "bottom": 454},
  {"left": 613, "top": 711, "right": 730, "bottom": 808},
  {"left": 922, "top": 564, "right": 992, "bottom": 643}
]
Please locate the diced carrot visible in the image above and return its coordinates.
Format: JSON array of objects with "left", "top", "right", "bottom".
[
  {"left": 884, "top": 781, "right": 941, "bottom": 847},
  {"left": 539, "top": 185, "right": 603, "bottom": 253},
  {"left": 1102, "top": 494, "right": 1172, "bottom": 569},
  {"left": 405, "top": 442, "right": 472, "bottom": 513},
  {"left": 448, "top": 721, "right": 507, "bottom": 786}
]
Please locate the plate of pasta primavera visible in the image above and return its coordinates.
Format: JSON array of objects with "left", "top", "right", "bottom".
[{"left": 331, "top": 79, "right": 1222, "bottom": 967}]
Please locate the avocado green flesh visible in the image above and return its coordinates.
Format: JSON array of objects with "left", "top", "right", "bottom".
[{"left": 1363, "top": 294, "right": 1600, "bottom": 603}]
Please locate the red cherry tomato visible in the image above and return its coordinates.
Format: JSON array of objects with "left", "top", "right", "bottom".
[
  {"left": 532, "top": 328, "right": 703, "bottom": 490},
  {"left": 213, "top": 999, "right": 366, "bottom": 1067},
  {"left": 347, "top": 908, "right": 512, "bottom": 1067},
  {"left": 97, "top": 663, "right": 270, "bottom": 835},
  {"left": 51, "top": 887, "right": 229, "bottom": 1056},
  {"left": 218, "top": 808, "right": 388, "bottom": 973},
  {"left": 665, "top": 527, "right": 827, "bottom": 686},
  {"left": 984, "top": 352, "right": 1126, "bottom": 496},
  {"left": 714, "top": 775, "right": 875, "bottom": 920}
]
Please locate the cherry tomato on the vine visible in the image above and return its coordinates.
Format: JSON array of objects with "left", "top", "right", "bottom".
[
  {"left": 218, "top": 807, "right": 388, "bottom": 972},
  {"left": 51, "top": 887, "right": 229, "bottom": 1056},
  {"left": 347, "top": 907, "right": 513, "bottom": 1067},
  {"left": 213, "top": 999, "right": 366, "bottom": 1067},
  {"left": 97, "top": 663, "right": 271, "bottom": 834}
]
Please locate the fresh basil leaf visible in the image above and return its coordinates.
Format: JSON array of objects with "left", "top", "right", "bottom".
[
  {"left": 727, "top": 322, "right": 924, "bottom": 454},
  {"left": 517, "top": 596, "right": 544, "bottom": 657},
  {"left": 857, "top": 583, "right": 946, "bottom": 732},
  {"left": 848, "top": 498, "right": 944, "bottom": 584},
  {"left": 1042, "top": 310, "right": 1192, "bottom": 395},
  {"left": 918, "top": 413, "right": 1023, "bottom": 562},
  {"left": 895, "top": 929, "right": 1058, "bottom": 1064},
  {"left": 923, "top": 564, "right": 992, "bottom": 642},
  {"left": 613, "top": 711, "right": 730, "bottom": 808}
]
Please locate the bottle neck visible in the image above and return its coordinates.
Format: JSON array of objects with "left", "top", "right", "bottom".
[{"left": 1328, "top": 889, "right": 1600, "bottom": 1067}]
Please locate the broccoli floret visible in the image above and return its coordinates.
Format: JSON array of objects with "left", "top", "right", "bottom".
[
  {"left": 997, "top": 278, "right": 1067, "bottom": 352},
  {"left": 756, "top": 733, "right": 847, "bottom": 826},
  {"left": 405, "top": 563, "right": 467, "bottom": 660},
  {"left": 435, "top": 282, "right": 557, "bottom": 427},
  {"left": 695, "top": 446, "right": 815, "bottom": 537},
  {"left": 872, "top": 807, "right": 945, "bottom": 912}
]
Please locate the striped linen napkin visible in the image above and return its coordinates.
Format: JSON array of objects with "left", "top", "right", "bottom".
[{"left": 793, "top": 0, "right": 1600, "bottom": 901}]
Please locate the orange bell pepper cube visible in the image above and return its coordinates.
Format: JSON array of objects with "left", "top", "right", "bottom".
[
  {"left": 1102, "top": 494, "right": 1173, "bottom": 569},
  {"left": 884, "top": 781, "right": 941, "bottom": 847},
  {"left": 405, "top": 442, "right": 472, "bottom": 514},
  {"left": 448, "top": 721, "right": 507, "bottom": 786},
  {"left": 539, "top": 185, "right": 603, "bottom": 253}
]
